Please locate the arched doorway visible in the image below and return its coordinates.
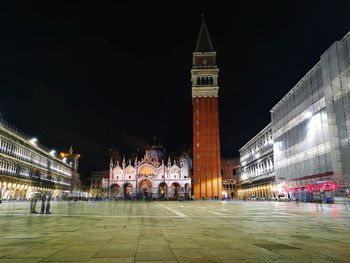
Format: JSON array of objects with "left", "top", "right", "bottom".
[
  {"left": 158, "top": 182, "right": 168, "bottom": 199},
  {"left": 184, "top": 183, "right": 190, "bottom": 199},
  {"left": 110, "top": 184, "right": 120, "bottom": 199},
  {"left": 138, "top": 179, "right": 152, "bottom": 200},
  {"left": 171, "top": 183, "right": 181, "bottom": 199},
  {"left": 123, "top": 183, "right": 133, "bottom": 199}
]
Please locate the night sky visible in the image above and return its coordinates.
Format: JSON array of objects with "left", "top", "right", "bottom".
[{"left": 1, "top": 1, "right": 350, "bottom": 179}]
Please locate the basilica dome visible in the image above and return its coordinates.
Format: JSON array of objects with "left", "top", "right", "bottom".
[{"left": 146, "top": 145, "right": 164, "bottom": 163}]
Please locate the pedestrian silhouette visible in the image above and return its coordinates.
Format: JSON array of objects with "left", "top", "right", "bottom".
[
  {"left": 46, "top": 192, "right": 52, "bottom": 214},
  {"left": 30, "top": 192, "right": 39, "bottom": 214},
  {"left": 40, "top": 192, "right": 46, "bottom": 214}
]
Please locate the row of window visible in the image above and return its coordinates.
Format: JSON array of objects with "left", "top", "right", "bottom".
[
  {"left": 113, "top": 174, "right": 187, "bottom": 180},
  {"left": 196, "top": 77, "right": 214, "bottom": 86},
  {"left": 221, "top": 169, "right": 236, "bottom": 176},
  {"left": 241, "top": 156, "right": 274, "bottom": 181},
  {"left": 0, "top": 158, "right": 71, "bottom": 186},
  {"left": 241, "top": 129, "right": 273, "bottom": 161},
  {"left": 0, "top": 136, "right": 72, "bottom": 177}
]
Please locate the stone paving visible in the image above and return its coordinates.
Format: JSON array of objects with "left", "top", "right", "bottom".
[{"left": 0, "top": 200, "right": 349, "bottom": 263}]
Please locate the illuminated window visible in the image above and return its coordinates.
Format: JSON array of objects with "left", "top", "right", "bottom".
[{"left": 196, "top": 120, "right": 199, "bottom": 125}]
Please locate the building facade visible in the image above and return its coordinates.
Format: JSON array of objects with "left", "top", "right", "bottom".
[
  {"left": 192, "top": 16, "right": 222, "bottom": 198},
  {"left": 102, "top": 147, "right": 191, "bottom": 200},
  {"left": 271, "top": 32, "right": 350, "bottom": 200},
  {"left": 221, "top": 158, "right": 239, "bottom": 198},
  {"left": 89, "top": 170, "right": 108, "bottom": 198},
  {"left": 238, "top": 123, "right": 275, "bottom": 199},
  {"left": 0, "top": 119, "right": 80, "bottom": 200}
]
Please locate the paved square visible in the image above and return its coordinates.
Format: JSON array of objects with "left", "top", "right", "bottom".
[{"left": 0, "top": 200, "right": 349, "bottom": 262}]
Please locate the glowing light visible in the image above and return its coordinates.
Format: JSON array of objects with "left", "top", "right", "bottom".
[
  {"left": 62, "top": 157, "right": 67, "bottom": 163},
  {"left": 60, "top": 152, "right": 69, "bottom": 158},
  {"left": 49, "top": 150, "right": 56, "bottom": 156},
  {"left": 255, "top": 153, "right": 260, "bottom": 158},
  {"left": 304, "top": 111, "right": 312, "bottom": 119},
  {"left": 29, "top": 138, "right": 38, "bottom": 145}
]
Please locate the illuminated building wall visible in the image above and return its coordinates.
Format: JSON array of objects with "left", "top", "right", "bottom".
[
  {"left": 89, "top": 170, "right": 108, "bottom": 198},
  {"left": 221, "top": 158, "right": 239, "bottom": 198},
  {"left": 238, "top": 124, "right": 274, "bottom": 198},
  {"left": 102, "top": 148, "right": 191, "bottom": 199},
  {"left": 0, "top": 119, "right": 78, "bottom": 200},
  {"left": 271, "top": 31, "right": 350, "bottom": 190}
]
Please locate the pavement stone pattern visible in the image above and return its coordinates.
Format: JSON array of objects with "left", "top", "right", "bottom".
[{"left": 0, "top": 200, "right": 349, "bottom": 263}]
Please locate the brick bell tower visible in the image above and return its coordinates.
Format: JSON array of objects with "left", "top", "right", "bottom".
[{"left": 192, "top": 16, "right": 222, "bottom": 198}]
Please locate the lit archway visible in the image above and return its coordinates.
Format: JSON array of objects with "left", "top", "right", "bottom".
[
  {"left": 158, "top": 182, "right": 168, "bottom": 199},
  {"left": 184, "top": 183, "right": 190, "bottom": 199},
  {"left": 110, "top": 184, "right": 120, "bottom": 199},
  {"left": 123, "top": 183, "right": 133, "bottom": 199},
  {"left": 171, "top": 182, "right": 181, "bottom": 199}
]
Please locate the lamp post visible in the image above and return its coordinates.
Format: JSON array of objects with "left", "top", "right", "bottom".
[{"left": 135, "top": 149, "right": 139, "bottom": 200}]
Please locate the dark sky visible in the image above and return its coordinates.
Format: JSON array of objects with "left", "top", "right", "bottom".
[{"left": 1, "top": 1, "right": 350, "bottom": 178}]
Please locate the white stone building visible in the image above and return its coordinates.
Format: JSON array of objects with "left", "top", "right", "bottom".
[
  {"left": 238, "top": 123, "right": 275, "bottom": 199},
  {"left": 102, "top": 146, "right": 191, "bottom": 200}
]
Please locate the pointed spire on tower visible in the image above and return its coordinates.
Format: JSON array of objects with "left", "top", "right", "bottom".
[
  {"left": 195, "top": 15, "right": 214, "bottom": 52},
  {"left": 69, "top": 146, "right": 73, "bottom": 154},
  {"left": 134, "top": 156, "right": 138, "bottom": 166}
]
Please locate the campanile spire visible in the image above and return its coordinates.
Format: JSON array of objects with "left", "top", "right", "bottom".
[{"left": 195, "top": 15, "right": 214, "bottom": 52}]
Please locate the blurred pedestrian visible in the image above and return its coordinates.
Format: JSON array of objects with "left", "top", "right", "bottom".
[
  {"left": 40, "top": 192, "right": 46, "bottom": 214},
  {"left": 30, "top": 192, "right": 39, "bottom": 214},
  {"left": 45, "top": 192, "right": 52, "bottom": 214}
]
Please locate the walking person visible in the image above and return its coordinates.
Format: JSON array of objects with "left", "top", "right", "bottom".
[
  {"left": 30, "top": 192, "right": 39, "bottom": 214},
  {"left": 40, "top": 192, "right": 46, "bottom": 214},
  {"left": 45, "top": 192, "right": 52, "bottom": 214}
]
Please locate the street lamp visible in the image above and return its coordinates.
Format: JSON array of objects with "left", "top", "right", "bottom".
[{"left": 135, "top": 149, "right": 139, "bottom": 200}]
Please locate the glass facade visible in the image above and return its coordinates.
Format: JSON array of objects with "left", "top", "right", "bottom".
[
  {"left": 271, "top": 65, "right": 332, "bottom": 183},
  {"left": 271, "top": 31, "right": 350, "bottom": 193}
]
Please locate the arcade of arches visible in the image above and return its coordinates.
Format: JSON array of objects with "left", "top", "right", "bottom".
[
  {"left": 108, "top": 180, "right": 191, "bottom": 200},
  {"left": 237, "top": 183, "right": 275, "bottom": 199},
  {"left": 103, "top": 149, "right": 192, "bottom": 200},
  {"left": 0, "top": 180, "right": 59, "bottom": 200}
]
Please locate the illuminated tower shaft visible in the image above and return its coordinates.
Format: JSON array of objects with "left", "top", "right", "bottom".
[{"left": 191, "top": 16, "right": 222, "bottom": 198}]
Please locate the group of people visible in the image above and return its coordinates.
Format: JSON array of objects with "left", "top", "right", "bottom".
[{"left": 30, "top": 191, "right": 52, "bottom": 214}]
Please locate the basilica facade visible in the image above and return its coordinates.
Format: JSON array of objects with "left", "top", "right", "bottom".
[{"left": 102, "top": 147, "right": 191, "bottom": 200}]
